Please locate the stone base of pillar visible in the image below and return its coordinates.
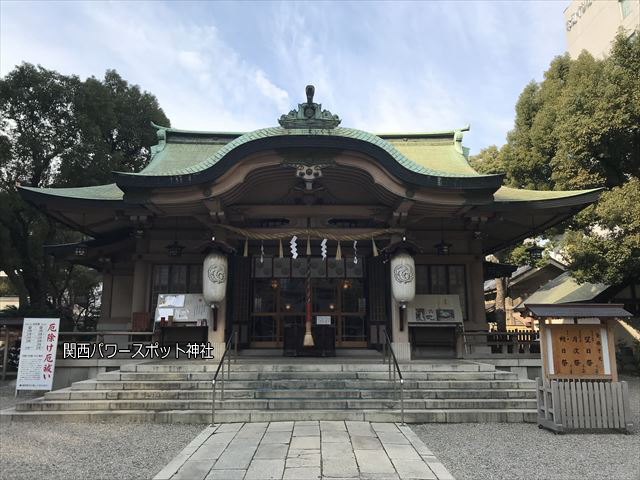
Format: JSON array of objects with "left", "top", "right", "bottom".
[{"left": 391, "top": 342, "right": 411, "bottom": 362}]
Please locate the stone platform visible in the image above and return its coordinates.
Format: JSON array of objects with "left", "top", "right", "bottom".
[
  {"left": 0, "top": 357, "right": 537, "bottom": 423},
  {"left": 154, "top": 421, "right": 454, "bottom": 480}
]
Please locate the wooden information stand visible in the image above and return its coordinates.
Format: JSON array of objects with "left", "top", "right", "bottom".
[
  {"left": 527, "top": 303, "right": 633, "bottom": 433},
  {"left": 544, "top": 322, "right": 615, "bottom": 381}
]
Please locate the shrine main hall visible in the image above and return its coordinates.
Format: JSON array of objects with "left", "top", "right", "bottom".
[{"left": 19, "top": 87, "right": 600, "bottom": 361}]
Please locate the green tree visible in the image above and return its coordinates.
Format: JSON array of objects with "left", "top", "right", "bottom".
[
  {"left": 60, "top": 70, "right": 170, "bottom": 186},
  {"left": 561, "top": 178, "right": 640, "bottom": 284},
  {"left": 471, "top": 32, "right": 640, "bottom": 284},
  {"left": 0, "top": 63, "right": 170, "bottom": 321}
]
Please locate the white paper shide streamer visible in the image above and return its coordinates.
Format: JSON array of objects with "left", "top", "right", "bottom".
[
  {"left": 290, "top": 236, "right": 298, "bottom": 259},
  {"left": 320, "top": 239, "right": 327, "bottom": 260},
  {"left": 353, "top": 240, "right": 358, "bottom": 264}
]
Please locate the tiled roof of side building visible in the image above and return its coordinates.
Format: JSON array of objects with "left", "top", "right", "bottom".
[{"left": 515, "top": 271, "right": 609, "bottom": 309}]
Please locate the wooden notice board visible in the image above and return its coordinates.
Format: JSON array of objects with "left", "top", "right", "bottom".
[
  {"left": 550, "top": 325, "right": 604, "bottom": 377},
  {"left": 540, "top": 320, "right": 617, "bottom": 381}
]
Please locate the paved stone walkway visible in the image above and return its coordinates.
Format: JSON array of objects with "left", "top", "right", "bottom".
[{"left": 153, "top": 421, "right": 454, "bottom": 480}]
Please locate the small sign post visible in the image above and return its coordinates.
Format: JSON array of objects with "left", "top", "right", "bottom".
[{"left": 16, "top": 318, "right": 60, "bottom": 393}]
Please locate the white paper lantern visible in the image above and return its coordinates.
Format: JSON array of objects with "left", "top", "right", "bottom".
[
  {"left": 390, "top": 252, "right": 415, "bottom": 305},
  {"left": 203, "top": 252, "right": 227, "bottom": 305}
]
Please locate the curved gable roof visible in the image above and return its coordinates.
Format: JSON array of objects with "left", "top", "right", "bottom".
[{"left": 113, "top": 126, "right": 504, "bottom": 190}]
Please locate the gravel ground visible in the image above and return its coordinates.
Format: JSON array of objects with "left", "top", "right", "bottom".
[
  {"left": 1, "top": 378, "right": 203, "bottom": 480},
  {"left": 0, "top": 379, "right": 39, "bottom": 410},
  {"left": 0, "top": 421, "right": 203, "bottom": 480},
  {"left": 1, "top": 377, "right": 638, "bottom": 480},
  {"left": 412, "top": 375, "right": 640, "bottom": 480}
]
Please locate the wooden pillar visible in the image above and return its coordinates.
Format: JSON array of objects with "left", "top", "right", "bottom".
[
  {"left": 2, "top": 327, "right": 8, "bottom": 381},
  {"left": 391, "top": 298, "right": 411, "bottom": 361},
  {"left": 100, "top": 272, "right": 113, "bottom": 322},
  {"left": 131, "top": 260, "right": 149, "bottom": 316},
  {"left": 465, "top": 258, "right": 487, "bottom": 331}
]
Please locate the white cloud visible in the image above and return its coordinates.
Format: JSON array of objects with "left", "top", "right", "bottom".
[
  {"left": 177, "top": 51, "right": 208, "bottom": 73},
  {"left": 1, "top": 1, "right": 291, "bottom": 132},
  {"left": 254, "top": 69, "right": 290, "bottom": 112},
  {"left": 0, "top": 1, "right": 568, "bottom": 152}
]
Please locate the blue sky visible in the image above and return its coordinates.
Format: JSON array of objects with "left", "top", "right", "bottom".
[{"left": 0, "top": 1, "right": 568, "bottom": 154}]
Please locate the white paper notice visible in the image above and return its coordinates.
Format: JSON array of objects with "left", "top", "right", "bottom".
[
  {"left": 16, "top": 318, "right": 60, "bottom": 391},
  {"left": 155, "top": 308, "right": 174, "bottom": 322},
  {"left": 158, "top": 294, "right": 186, "bottom": 308}
]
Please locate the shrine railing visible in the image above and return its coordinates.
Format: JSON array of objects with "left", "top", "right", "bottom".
[
  {"left": 463, "top": 329, "right": 540, "bottom": 358},
  {"left": 382, "top": 328, "right": 405, "bottom": 425},
  {"left": 211, "top": 328, "right": 238, "bottom": 425}
]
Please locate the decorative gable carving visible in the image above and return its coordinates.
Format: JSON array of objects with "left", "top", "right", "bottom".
[{"left": 278, "top": 85, "right": 341, "bottom": 129}]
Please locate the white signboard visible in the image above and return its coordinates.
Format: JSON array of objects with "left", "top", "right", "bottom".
[
  {"left": 316, "top": 316, "right": 332, "bottom": 325},
  {"left": 407, "top": 295, "right": 463, "bottom": 325},
  {"left": 155, "top": 294, "right": 210, "bottom": 323},
  {"left": 16, "top": 318, "right": 60, "bottom": 391}
]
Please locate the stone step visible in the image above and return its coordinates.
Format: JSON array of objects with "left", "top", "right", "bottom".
[
  {"left": 45, "top": 387, "right": 535, "bottom": 401},
  {"left": 1, "top": 408, "right": 538, "bottom": 424},
  {"left": 120, "top": 362, "right": 495, "bottom": 373},
  {"left": 97, "top": 370, "right": 518, "bottom": 382},
  {"left": 5, "top": 358, "right": 537, "bottom": 425},
  {"left": 16, "top": 398, "right": 537, "bottom": 412},
  {"left": 72, "top": 378, "right": 535, "bottom": 391}
]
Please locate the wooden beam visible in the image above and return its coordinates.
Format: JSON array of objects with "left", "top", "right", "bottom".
[
  {"left": 203, "top": 198, "right": 228, "bottom": 224},
  {"left": 390, "top": 199, "right": 414, "bottom": 226},
  {"left": 227, "top": 204, "right": 390, "bottom": 219}
]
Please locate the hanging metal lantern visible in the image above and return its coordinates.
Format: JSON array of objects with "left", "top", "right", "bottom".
[
  {"left": 390, "top": 252, "right": 416, "bottom": 305},
  {"left": 76, "top": 212, "right": 89, "bottom": 257},
  {"left": 434, "top": 240, "right": 452, "bottom": 256},
  {"left": 526, "top": 244, "right": 544, "bottom": 261},
  {"left": 203, "top": 252, "right": 228, "bottom": 305},
  {"left": 166, "top": 240, "right": 185, "bottom": 257},
  {"left": 74, "top": 243, "right": 88, "bottom": 257},
  {"left": 434, "top": 217, "right": 452, "bottom": 255}
]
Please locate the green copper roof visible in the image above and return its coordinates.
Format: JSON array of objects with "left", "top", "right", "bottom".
[
  {"left": 141, "top": 142, "right": 227, "bottom": 175},
  {"left": 517, "top": 271, "right": 608, "bottom": 308},
  {"left": 20, "top": 183, "right": 124, "bottom": 201},
  {"left": 16, "top": 124, "right": 601, "bottom": 207},
  {"left": 122, "top": 126, "right": 489, "bottom": 179},
  {"left": 494, "top": 186, "right": 602, "bottom": 203},
  {"left": 385, "top": 138, "right": 478, "bottom": 176}
]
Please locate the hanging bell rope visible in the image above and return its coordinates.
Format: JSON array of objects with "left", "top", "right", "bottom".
[{"left": 216, "top": 224, "right": 403, "bottom": 242}]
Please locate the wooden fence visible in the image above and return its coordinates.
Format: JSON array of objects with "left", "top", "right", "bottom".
[
  {"left": 536, "top": 377, "right": 634, "bottom": 433},
  {"left": 464, "top": 329, "right": 540, "bottom": 358}
]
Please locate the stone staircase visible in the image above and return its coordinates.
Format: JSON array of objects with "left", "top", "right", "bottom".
[{"left": 1, "top": 358, "right": 537, "bottom": 423}]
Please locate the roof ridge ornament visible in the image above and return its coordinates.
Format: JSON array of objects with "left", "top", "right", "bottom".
[{"left": 278, "top": 85, "right": 341, "bottom": 129}]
